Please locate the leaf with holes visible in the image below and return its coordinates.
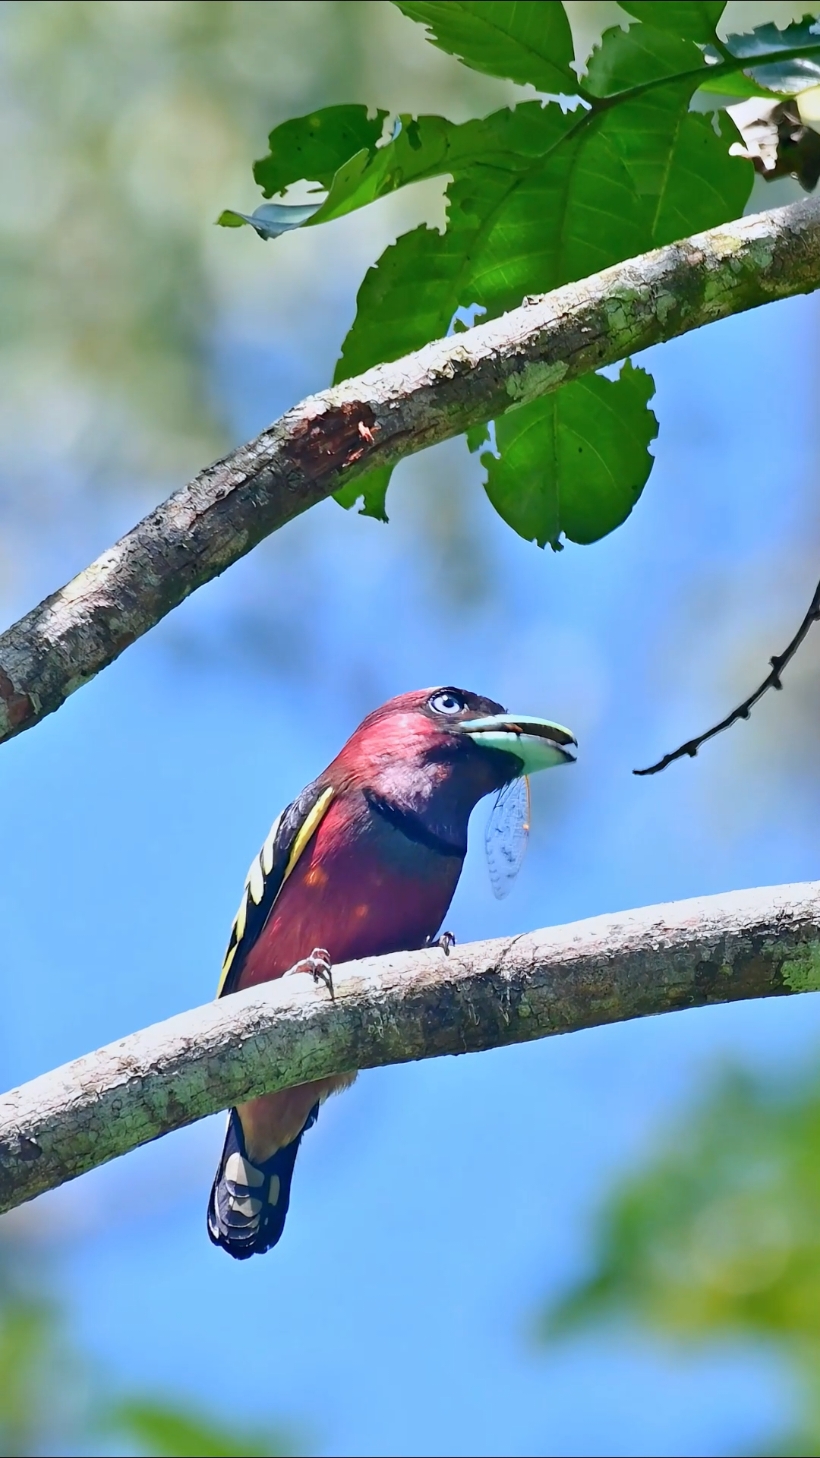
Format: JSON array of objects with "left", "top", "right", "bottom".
[
  {"left": 219, "top": 104, "right": 389, "bottom": 236},
  {"left": 333, "top": 464, "right": 393, "bottom": 521},
  {"left": 218, "top": 2, "right": 780, "bottom": 548},
  {"left": 720, "top": 16, "right": 820, "bottom": 97},
  {"left": 331, "top": 106, "right": 646, "bottom": 520},
  {"left": 474, "top": 363, "right": 658, "bottom": 549},
  {"left": 254, "top": 105, "right": 388, "bottom": 197},
  {"left": 335, "top": 102, "right": 642, "bottom": 370}
]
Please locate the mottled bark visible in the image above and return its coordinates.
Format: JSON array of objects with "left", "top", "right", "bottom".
[
  {"left": 2, "top": 196, "right": 820, "bottom": 743},
  {"left": 2, "top": 882, "right": 819, "bottom": 1213}
]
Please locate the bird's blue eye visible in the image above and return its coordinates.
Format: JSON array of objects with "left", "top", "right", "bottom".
[{"left": 429, "top": 690, "right": 465, "bottom": 716}]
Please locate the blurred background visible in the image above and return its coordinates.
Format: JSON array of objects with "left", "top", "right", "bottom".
[{"left": 1, "top": 1, "right": 820, "bottom": 1453}]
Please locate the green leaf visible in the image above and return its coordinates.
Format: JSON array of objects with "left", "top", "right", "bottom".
[
  {"left": 696, "top": 68, "right": 784, "bottom": 100},
  {"left": 475, "top": 362, "right": 657, "bottom": 548},
  {"left": 332, "top": 222, "right": 464, "bottom": 521},
  {"left": 312, "top": 104, "right": 574, "bottom": 231},
  {"left": 330, "top": 99, "right": 648, "bottom": 368},
  {"left": 227, "top": 109, "right": 512, "bottom": 245},
  {"left": 334, "top": 104, "right": 642, "bottom": 321},
  {"left": 454, "top": 123, "right": 645, "bottom": 313},
  {"left": 599, "top": 88, "right": 753, "bottom": 247},
  {"left": 721, "top": 16, "right": 820, "bottom": 96},
  {"left": 333, "top": 464, "right": 392, "bottom": 520},
  {"left": 392, "top": 1, "right": 577, "bottom": 94},
  {"left": 220, "top": 6, "right": 766, "bottom": 547},
  {"left": 563, "top": 23, "right": 754, "bottom": 248},
  {"left": 253, "top": 104, "right": 388, "bottom": 197},
  {"left": 618, "top": 2, "right": 726, "bottom": 44},
  {"left": 585, "top": 23, "right": 704, "bottom": 97},
  {"left": 332, "top": 108, "right": 647, "bottom": 523},
  {"left": 335, "top": 225, "right": 457, "bottom": 381},
  {"left": 314, "top": 113, "right": 471, "bottom": 226}
]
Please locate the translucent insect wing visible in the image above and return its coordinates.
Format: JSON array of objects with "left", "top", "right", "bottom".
[{"left": 485, "top": 775, "right": 530, "bottom": 899}]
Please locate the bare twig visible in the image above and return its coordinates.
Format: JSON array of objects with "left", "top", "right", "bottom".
[
  {"left": 1, "top": 196, "right": 820, "bottom": 746},
  {"left": 635, "top": 574, "right": 820, "bottom": 776},
  {"left": 2, "top": 881, "right": 819, "bottom": 1214}
]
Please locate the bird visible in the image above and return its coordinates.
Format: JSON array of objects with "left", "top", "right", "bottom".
[{"left": 207, "top": 685, "right": 576, "bottom": 1259}]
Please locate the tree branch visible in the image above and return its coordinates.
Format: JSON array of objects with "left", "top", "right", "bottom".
[
  {"left": 3, "top": 881, "right": 820, "bottom": 1214},
  {"left": 635, "top": 572, "right": 820, "bottom": 775},
  {"left": 2, "top": 196, "right": 820, "bottom": 744}
]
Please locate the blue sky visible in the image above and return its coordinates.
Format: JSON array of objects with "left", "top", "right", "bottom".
[
  {"left": 1, "top": 1, "right": 820, "bottom": 1450},
  {"left": 2, "top": 270, "right": 820, "bottom": 1455}
]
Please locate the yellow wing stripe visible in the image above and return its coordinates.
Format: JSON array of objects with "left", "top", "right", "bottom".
[
  {"left": 217, "top": 940, "right": 239, "bottom": 993},
  {"left": 216, "top": 787, "right": 334, "bottom": 997},
  {"left": 281, "top": 785, "right": 334, "bottom": 888}
]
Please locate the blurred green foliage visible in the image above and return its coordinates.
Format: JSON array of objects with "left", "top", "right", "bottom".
[
  {"left": 0, "top": 0, "right": 361, "bottom": 490},
  {"left": 0, "top": 0, "right": 514, "bottom": 628},
  {"left": 0, "top": 0, "right": 505, "bottom": 505},
  {"left": 539, "top": 1062, "right": 820, "bottom": 1455},
  {"left": 0, "top": 1231, "right": 293, "bottom": 1457},
  {"left": 110, "top": 1398, "right": 294, "bottom": 1458}
]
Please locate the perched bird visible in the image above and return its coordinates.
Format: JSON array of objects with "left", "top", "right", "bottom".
[{"left": 208, "top": 686, "right": 576, "bottom": 1259}]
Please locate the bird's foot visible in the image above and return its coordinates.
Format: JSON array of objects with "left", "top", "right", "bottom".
[
  {"left": 286, "top": 947, "right": 335, "bottom": 999},
  {"left": 429, "top": 930, "right": 456, "bottom": 955}
]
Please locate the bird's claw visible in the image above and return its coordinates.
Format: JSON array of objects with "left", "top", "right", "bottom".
[
  {"left": 429, "top": 930, "right": 456, "bottom": 955},
  {"left": 286, "top": 947, "right": 335, "bottom": 999}
]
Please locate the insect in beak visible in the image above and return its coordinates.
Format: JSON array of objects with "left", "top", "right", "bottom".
[{"left": 461, "top": 713, "right": 577, "bottom": 899}]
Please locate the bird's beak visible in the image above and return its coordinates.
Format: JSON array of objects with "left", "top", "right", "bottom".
[{"left": 460, "top": 713, "right": 577, "bottom": 774}]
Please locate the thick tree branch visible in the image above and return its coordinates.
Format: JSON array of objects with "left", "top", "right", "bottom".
[
  {"left": 2, "top": 197, "right": 820, "bottom": 744},
  {"left": 2, "top": 882, "right": 820, "bottom": 1214}
]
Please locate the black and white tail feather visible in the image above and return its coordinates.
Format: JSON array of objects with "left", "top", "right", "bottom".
[
  {"left": 207, "top": 1105, "right": 319, "bottom": 1259},
  {"left": 209, "top": 780, "right": 333, "bottom": 1259}
]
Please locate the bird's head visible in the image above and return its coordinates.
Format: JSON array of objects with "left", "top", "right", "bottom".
[{"left": 331, "top": 686, "right": 576, "bottom": 846}]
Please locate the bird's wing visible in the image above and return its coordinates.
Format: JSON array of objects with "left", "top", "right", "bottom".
[{"left": 216, "top": 781, "right": 335, "bottom": 997}]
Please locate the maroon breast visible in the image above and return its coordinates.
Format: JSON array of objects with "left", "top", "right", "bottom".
[{"left": 234, "top": 792, "right": 464, "bottom": 991}]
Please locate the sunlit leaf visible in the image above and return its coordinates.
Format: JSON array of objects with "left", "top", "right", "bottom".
[
  {"left": 598, "top": 88, "right": 752, "bottom": 246},
  {"left": 335, "top": 102, "right": 643, "bottom": 356},
  {"left": 618, "top": 2, "right": 726, "bottom": 45},
  {"left": 697, "top": 68, "right": 786, "bottom": 100},
  {"left": 314, "top": 112, "right": 483, "bottom": 225},
  {"left": 392, "top": 1, "right": 577, "bottom": 94},
  {"left": 585, "top": 23, "right": 704, "bottom": 97}
]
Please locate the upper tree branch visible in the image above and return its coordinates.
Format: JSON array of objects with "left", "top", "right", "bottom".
[
  {"left": 2, "top": 196, "right": 820, "bottom": 743},
  {"left": 2, "top": 881, "right": 820, "bottom": 1214}
]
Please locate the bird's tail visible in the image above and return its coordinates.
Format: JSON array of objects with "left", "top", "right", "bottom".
[{"left": 207, "top": 1105, "right": 318, "bottom": 1259}]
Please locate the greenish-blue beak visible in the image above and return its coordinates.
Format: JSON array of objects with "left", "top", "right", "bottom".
[{"left": 461, "top": 713, "right": 577, "bottom": 775}]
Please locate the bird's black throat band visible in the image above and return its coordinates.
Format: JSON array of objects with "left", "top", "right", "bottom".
[{"left": 364, "top": 790, "right": 465, "bottom": 860}]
